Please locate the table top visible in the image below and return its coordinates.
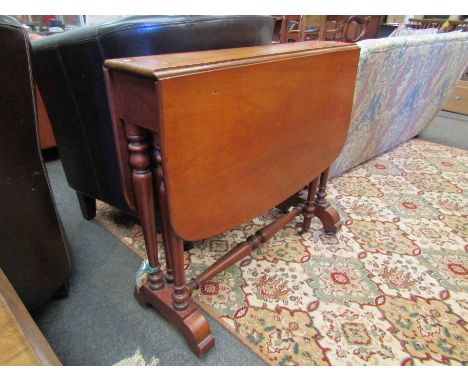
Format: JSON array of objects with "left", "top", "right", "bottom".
[
  {"left": 104, "top": 41, "right": 356, "bottom": 79},
  {"left": 0, "top": 269, "right": 61, "bottom": 366},
  {"left": 105, "top": 41, "right": 360, "bottom": 240}
]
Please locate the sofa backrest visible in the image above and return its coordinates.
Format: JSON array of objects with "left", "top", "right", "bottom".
[
  {"left": 331, "top": 31, "right": 468, "bottom": 178},
  {"left": 32, "top": 16, "right": 273, "bottom": 212}
]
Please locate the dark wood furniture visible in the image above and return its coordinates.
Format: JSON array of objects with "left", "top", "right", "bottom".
[
  {"left": 274, "top": 15, "right": 299, "bottom": 43},
  {"left": 104, "top": 41, "right": 360, "bottom": 356},
  {"left": 407, "top": 18, "right": 447, "bottom": 30},
  {"left": 406, "top": 18, "right": 468, "bottom": 33},
  {"left": 448, "top": 20, "right": 468, "bottom": 32},
  {"left": 319, "top": 15, "right": 381, "bottom": 42},
  {"left": 405, "top": 18, "right": 468, "bottom": 33},
  {"left": 274, "top": 15, "right": 381, "bottom": 44},
  {"left": 0, "top": 269, "right": 61, "bottom": 365},
  {"left": 274, "top": 16, "right": 322, "bottom": 43}
]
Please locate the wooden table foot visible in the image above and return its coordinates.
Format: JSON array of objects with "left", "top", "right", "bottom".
[
  {"left": 313, "top": 168, "right": 342, "bottom": 234},
  {"left": 134, "top": 284, "right": 215, "bottom": 357},
  {"left": 313, "top": 202, "right": 342, "bottom": 234}
]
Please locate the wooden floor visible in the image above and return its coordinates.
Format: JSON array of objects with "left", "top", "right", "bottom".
[{"left": 0, "top": 269, "right": 61, "bottom": 366}]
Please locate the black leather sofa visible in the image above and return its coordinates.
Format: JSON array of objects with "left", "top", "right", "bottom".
[
  {"left": 0, "top": 16, "right": 71, "bottom": 311},
  {"left": 32, "top": 15, "right": 274, "bottom": 219}
]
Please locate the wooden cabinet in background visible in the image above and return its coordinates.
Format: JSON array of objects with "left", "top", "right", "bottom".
[{"left": 443, "top": 80, "right": 468, "bottom": 115}]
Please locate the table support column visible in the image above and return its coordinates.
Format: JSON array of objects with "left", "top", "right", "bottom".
[
  {"left": 301, "top": 177, "right": 319, "bottom": 233},
  {"left": 133, "top": 137, "right": 214, "bottom": 357},
  {"left": 125, "top": 123, "right": 164, "bottom": 290},
  {"left": 314, "top": 168, "right": 342, "bottom": 234},
  {"left": 153, "top": 147, "right": 174, "bottom": 283}
]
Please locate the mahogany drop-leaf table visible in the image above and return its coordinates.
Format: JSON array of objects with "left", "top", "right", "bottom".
[{"left": 104, "top": 41, "right": 360, "bottom": 357}]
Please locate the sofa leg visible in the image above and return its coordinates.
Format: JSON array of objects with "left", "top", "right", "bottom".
[{"left": 76, "top": 192, "right": 96, "bottom": 220}]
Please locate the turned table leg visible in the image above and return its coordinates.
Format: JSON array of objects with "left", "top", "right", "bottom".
[
  {"left": 166, "top": 228, "right": 191, "bottom": 311},
  {"left": 153, "top": 146, "right": 174, "bottom": 283},
  {"left": 125, "top": 123, "right": 164, "bottom": 290},
  {"left": 301, "top": 177, "right": 319, "bottom": 233},
  {"left": 133, "top": 135, "right": 214, "bottom": 357},
  {"left": 314, "top": 168, "right": 342, "bottom": 234}
]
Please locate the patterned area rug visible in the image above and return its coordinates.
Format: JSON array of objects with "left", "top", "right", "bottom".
[
  {"left": 113, "top": 349, "right": 159, "bottom": 366},
  {"left": 96, "top": 139, "right": 467, "bottom": 365}
]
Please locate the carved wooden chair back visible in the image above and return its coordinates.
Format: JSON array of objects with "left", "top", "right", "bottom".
[
  {"left": 276, "top": 15, "right": 321, "bottom": 43},
  {"left": 319, "top": 16, "right": 377, "bottom": 43}
]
